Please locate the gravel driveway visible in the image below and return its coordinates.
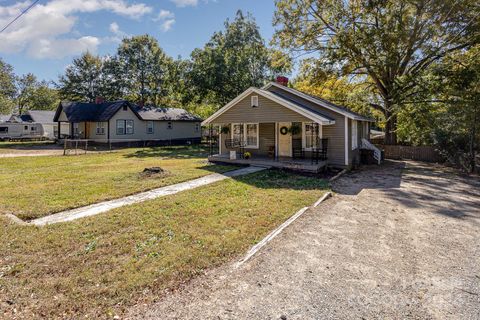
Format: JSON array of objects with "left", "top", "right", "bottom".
[{"left": 129, "top": 161, "right": 480, "bottom": 320}]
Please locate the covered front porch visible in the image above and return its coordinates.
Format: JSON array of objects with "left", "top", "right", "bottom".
[
  {"left": 207, "top": 154, "right": 327, "bottom": 173},
  {"left": 206, "top": 121, "right": 330, "bottom": 173}
]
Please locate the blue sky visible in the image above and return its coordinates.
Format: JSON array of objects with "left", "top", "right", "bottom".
[{"left": 0, "top": 0, "right": 278, "bottom": 82}]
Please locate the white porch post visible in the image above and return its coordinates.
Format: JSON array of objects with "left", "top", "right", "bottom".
[{"left": 274, "top": 122, "right": 278, "bottom": 158}]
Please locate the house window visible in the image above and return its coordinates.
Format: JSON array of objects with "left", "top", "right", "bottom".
[
  {"left": 123, "top": 105, "right": 128, "bottom": 111},
  {"left": 195, "top": 123, "right": 200, "bottom": 132},
  {"left": 117, "top": 120, "right": 134, "bottom": 135},
  {"left": 251, "top": 95, "right": 259, "bottom": 107},
  {"left": 245, "top": 123, "right": 258, "bottom": 147},
  {"left": 232, "top": 123, "right": 244, "bottom": 141},
  {"left": 167, "top": 121, "right": 173, "bottom": 130},
  {"left": 116, "top": 120, "right": 125, "bottom": 135},
  {"left": 231, "top": 123, "right": 259, "bottom": 148},
  {"left": 24, "top": 125, "right": 28, "bottom": 130},
  {"left": 96, "top": 122, "right": 105, "bottom": 135},
  {"left": 31, "top": 126, "right": 37, "bottom": 131},
  {"left": 0, "top": 127, "right": 8, "bottom": 133},
  {"left": 302, "top": 123, "right": 321, "bottom": 150},
  {"left": 147, "top": 121, "right": 154, "bottom": 134},
  {"left": 126, "top": 120, "right": 134, "bottom": 134},
  {"left": 73, "top": 123, "right": 79, "bottom": 135},
  {"left": 352, "top": 120, "right": 358, "bottom": 150}
]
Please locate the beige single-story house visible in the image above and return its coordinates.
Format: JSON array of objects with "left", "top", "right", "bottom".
[
  {"left": 203, "top": 80, "right": 379, "bottom": 171},
  {"left": 53, "top": 100, "right": 202, "bottom": 145}
]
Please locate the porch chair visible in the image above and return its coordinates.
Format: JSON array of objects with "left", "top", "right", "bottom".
[
  {"left": 311, "top": 138, "right": 328, "bottom": 164},
  {"left": 292, "top": 138, "right": 305, "bottom": 160}
]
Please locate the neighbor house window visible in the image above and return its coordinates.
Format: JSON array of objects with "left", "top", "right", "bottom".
[
  {"left": 303, "top": 123, "right": 321, "bottom": 150},
  {"left": 251, "top": 95, "right": 259, "bottom": 107},
  {"left": 116, "top": 120, "right": 134, "bottom": 135},
  {"left": 96, "top": 122, "right": 105, "bottom": 135},
  {"left": 0, "top": 127, "right": 8, "bottom": 133},
  {"left": 167, "top": 121, "right": 173, "bottom": 130},
  {"left": 31, "top": 126, "right": 37, "bottom": 131},
  {"left": 195, "top": 123, "right": 200, "bottom": 132},
  {"left": 73, "top": 123, "right": 79, "bottom": 135},
  {"left": 24, "top": 125, "right": 28, "bottom": 130},
  {"left": 126, "top": 120, "right": 134, "bottom": 134},
  {"left": 352, "top": 120, "right": 358, "bottom": 150},
  {"left": 231, "top": 123, "right": 259, "bottom": 148},
  {"left": 116, "top": 120, "right": 125, "bottom": 135},
  {"left": 147, "top": 121, "right": 154, "bottom": 134}
]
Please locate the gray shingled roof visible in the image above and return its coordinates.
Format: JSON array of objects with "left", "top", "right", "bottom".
[
  {"left": 133, "top": 106, "right": 202, "bottom": 121},
  {"left": 268, "top": 91, "right": 335, "bottom": 122},
  {"left": 27, "top": 110, "right": 56, "bottom": 124},
  {"left": 54, "top": 101, "right": 202, "bottom": 122}
]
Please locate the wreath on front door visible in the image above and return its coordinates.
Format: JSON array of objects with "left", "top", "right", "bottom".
[{"left": 280, "top": 126, "right": 289, "bottom": 135}]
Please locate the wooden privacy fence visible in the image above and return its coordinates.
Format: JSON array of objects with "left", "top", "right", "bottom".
[{"left": 376, "top": 144, "right": 442, "bottom": 162}]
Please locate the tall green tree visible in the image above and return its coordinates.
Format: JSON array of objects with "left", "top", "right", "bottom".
[
  {"left": 432, "top": 46, "right": 480, "bottom": 172},
  {"left": 117, "top": 35, "right": 172, "bottom": 105},
  {"left": 0, "top": 58, "right": 16, "bottom": 114},
  {"left": 273, "top": 0, "right": 479, "bottom": 144},
  {"left": 57, "top": 52, "right": 106, "bottom": 102},
  {"left": 190, "top": 10, "right": 290, "bottom": 107}
]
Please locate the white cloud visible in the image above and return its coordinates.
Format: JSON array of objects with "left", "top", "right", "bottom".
[
  {"left": 160, "top": 19, "right": 175, "bottom": 32},
  {"left": 154, "top": 9, "right": 174, "bottom": 21},
  {"left": 109, "top": 22, "right": 120, "bottom": 34},
  {"left": 170, "top": 0, "right": 198, "bottom": 8},
  {"left": 153, "top": 9, "right": 175, "bottom": 32},
  {"left": 0, "top": 0, "right": 152, "bottom": 59}
]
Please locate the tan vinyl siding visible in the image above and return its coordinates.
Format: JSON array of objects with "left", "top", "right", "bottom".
[{"left": 213, "top": 93, "right": 312, "bottom": 124}]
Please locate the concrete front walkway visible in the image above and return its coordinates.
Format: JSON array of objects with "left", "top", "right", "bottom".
[{"left": 31, "top": 166, "right": 266, "bottom": 226}]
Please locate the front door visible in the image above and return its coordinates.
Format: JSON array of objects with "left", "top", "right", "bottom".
[{"left": 278, "top": 122, "right": 292, "bottom": 157}]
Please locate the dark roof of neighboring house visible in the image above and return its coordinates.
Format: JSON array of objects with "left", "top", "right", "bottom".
[
  {"left": 268, "top": 91, "right": 336, "bottom": 122},
  {"left": 27, "top": 110, "right": 56, "bottom": 124},
  {"left": 54, "top": 100, "right": 202, "bottom": 123}
]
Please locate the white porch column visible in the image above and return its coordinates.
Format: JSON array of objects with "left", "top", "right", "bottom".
[{"left": 344, "top": 116, "right": 349, "bottom": 166}]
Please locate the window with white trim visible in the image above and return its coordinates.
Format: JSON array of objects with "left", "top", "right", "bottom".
[
  {"left": 96, "top": 122, "right": 105, "bottom": 135},
  {"left": 245, "top": 123, "right": 258, "bottom": 147},
  {"left": 232, "top": 123, "right": 243, "bottom": 141},
  {"left": 251, "top": 95, "right": 259, "bottom": 107},
  {"left": 302, "top": 123, "right": 321, "bottom": 150},
  {"left": 231, "top": 123, "right": 259, "bottom": 148},
  {"left": 116, "top": 120, "right": 134, "bottom": 135},
  {"left": 352, "top": 120, "right": 358, "bottom": 150},
  {"left": 126, "top": 120, "right": 134, "bottom": 134},
  {"left": 146, "top": 121, "right": 154, "bottom": 134}
]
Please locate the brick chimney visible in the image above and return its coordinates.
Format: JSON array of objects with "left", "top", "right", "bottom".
[
  {"left": 276, "top": 76, "right": 289, "bottom": 86},
  {"left": 95, "top": 96, "right": 104, "bottom": 104}
]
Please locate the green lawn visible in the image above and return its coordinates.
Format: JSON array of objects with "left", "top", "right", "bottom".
[
  {"left": 0, "top": 146, "right": 236, "bottom": 220},
  {"left": 0, "top": 170, "right": 328, "bottom": 319}
]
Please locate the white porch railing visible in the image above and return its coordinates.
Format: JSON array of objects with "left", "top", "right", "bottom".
[{"left": 361, "top": 138, "right": 382, "bottom": 164}]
